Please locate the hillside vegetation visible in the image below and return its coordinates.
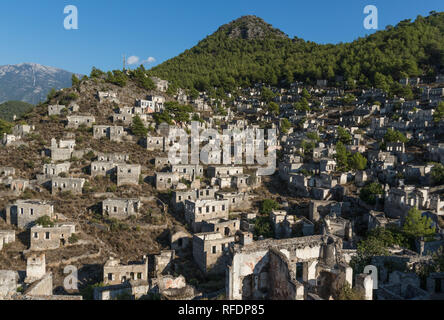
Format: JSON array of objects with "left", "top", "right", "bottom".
[
  {"left": 0, "top": 100, "right": 34, "bottom": 121},
  {"left": 149, "top": 13, "right": 444, "bottom": 94}
]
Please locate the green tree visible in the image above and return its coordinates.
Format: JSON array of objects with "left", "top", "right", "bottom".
[
  {"left": 349, "top": 152, "right": 367, "bottom": 171},
  {"left": 0, "top": 119, "right": 13, "bottom": 136},
  {"left": 359, "top": 182, "right": 384, "bottom": 205},
  {"left": 334, "top": 141, "right": 350, "bottom": 172},
  {"left": 337, "top": 126, "right": 352, "bottom": 144},
  {"left": 402, "top": 207, "right": 435, "bottom": 238},
  {"left": 260, "top": 199, "right": 279, "bottom": 215},
  {"left": 384, "top": 128, "right": 408, "bottom": 143},
  {"left": 280, "top": 118, "right": 292, "bottom": 134},
  {"left": 301, "top": 88, "right": 311, "bottom": 99},
  {"left": 342, "top": 94, "right": 356, "bottom": 105},
  {"left": 268, "top": 102, "right": 279, "bottom": 115},
  {"left": 253, "top": 215, "right": 274, "bottom": 239},
  {"left": 294, "top": 98, "right": 310, "bottom": 112},
  {"left": 431, "top": 163, "right": 444, "bottom": 185},
  {"left": 434, "top": 102, "right": 444, "bottom": 122},
  {"left": 131, "top": 115, "right": 148, "bottom": 137},
  {"left": 131, "top": 65, "right": 155, "bottom": 90},
  {"left": 261, "top": 87, "right": 276, "bottom": 103},
  {"left": 47, "top": 88, "right": 57, "bottom": 100},
  {"left": 71, "top": 74, "right": 80, "bottom": 87}
]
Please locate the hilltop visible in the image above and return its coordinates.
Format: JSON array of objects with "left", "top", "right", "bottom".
[{"left": 150, "top": 12, "right": 444, "bottom": 93}]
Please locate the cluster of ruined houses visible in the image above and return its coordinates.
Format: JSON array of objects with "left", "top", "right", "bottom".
[
  {"left": 1, "top": 73, "right": 444, "bottom": 300},
  {"left": 0, "top": 252, "right": 83, "bottom": 300}
]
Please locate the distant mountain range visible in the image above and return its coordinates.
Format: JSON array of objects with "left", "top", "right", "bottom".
[{"left": 0, "top": 63, "right": 82, "bottom": 105}]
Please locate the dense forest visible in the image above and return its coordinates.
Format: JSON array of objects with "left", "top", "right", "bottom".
[{"left": 148, "top": 13, "right": 444, "bottom": 94}]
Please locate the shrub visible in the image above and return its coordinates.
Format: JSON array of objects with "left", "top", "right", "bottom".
[
  {"left": 253, "top": 215, "right": 274, "bottom": 239},
  {"left": 35, "top": 215, "right": 54, "bottom": 227},
  {"left": 260, "top": 199, "right": 279, "bottom": 215},
  {"left": 68, "top": 234, "right": 79, "bottom": 244},
  {"left": 359, "top": 182, "right": 384, "bottom": 205}
]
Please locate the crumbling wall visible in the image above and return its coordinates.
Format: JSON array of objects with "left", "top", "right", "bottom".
[{"left": 268, "top": 248, "right": 301, "bottom": 300}]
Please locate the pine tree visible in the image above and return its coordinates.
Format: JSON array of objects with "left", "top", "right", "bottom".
[{"left": 131, "top": 115, "right": 148, "bottom": 137}]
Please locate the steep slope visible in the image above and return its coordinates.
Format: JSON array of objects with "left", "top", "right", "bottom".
[
  {"left": 150, "top": 13, "right": 444, "bottom": 92},
  {"left": 0, "top": 63, "right": 82, "bottom": 105}
]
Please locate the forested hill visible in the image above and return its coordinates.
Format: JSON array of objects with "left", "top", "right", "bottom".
[{"left": 149, "top": 13, "right": 444, "bottom": 93}]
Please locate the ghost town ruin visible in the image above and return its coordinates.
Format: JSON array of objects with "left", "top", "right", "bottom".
[{"left": 1, "top": 13, "right": 444, "bottom": 303}]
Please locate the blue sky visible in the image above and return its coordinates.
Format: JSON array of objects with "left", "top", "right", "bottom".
[{"left": 0, "top": 0, "right": 442, "bottom": 75}]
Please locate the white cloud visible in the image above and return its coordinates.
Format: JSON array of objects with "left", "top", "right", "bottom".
[
  {"left": 127, "top": 56, "right": 140, "bottom": 65},
  {"left": 142, "top": 57, "right": 156, "bottom": 64}
]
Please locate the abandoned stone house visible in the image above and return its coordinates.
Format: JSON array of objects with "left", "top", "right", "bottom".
[
  {"left": 93, "top": 125, "right": 127, "bottom": 142},
  {"left": 90, "top": 161, "right": 119, "bottom": 177},
  {"left": 384, "top": 186, "right": 434, "bottom": 218},
  {"left": 97, "top": 152, "right": 129, "bottom": 163},
  {"left": 386, "top": 142, "right": 406, "bottom": 155},
  {"left": 324, "top": 215, "right": 353, "bottom": 241},
  {"left": 0, "top": 167, "right": 15, "bottom": 177},
  {"left": 48, "top": 103, "right": 79, "bottom": 116},
  {"left": 116, "top": 164, "right": 141, "bottom": 186},
  {"left": 170, "top": 226, "right": 193, "bottom": 253},
  {"left": 97, "top": 91, "right": 119, "bottom": 103},
  {"left": 113, "top": 111, "right": 135, "bottom": 125},
  {"left": 2, "top": 133, "right": 20, "bottom": 146},
  {"left": 5, "top": 200, "right": 54, "bottom": 229},
  {"left": 51, "top": 177, "right": 85, "bottom": 195},
  {"left": 215, "top": 191, "right": 251, "bottom": 212},
  {"left": 48, "top": 105, "right": 66, "bottom": 116},
  {"left": 155, "top": 172, "right": 180, "bottom": 191},
  {"left": 12, "top": 124, "right": 34, "bottom": 137},
  {"left": 207, "top": 166, "right": 244, "bottom": 178},
  {"left": 309, "top": 200, "right": 351, "bottom": 222},
  {"left": 103, "top": 256, "right": 148, "bottom": 286},
  {"left": 154, "top": 156, "right": 185, "bottom": 169},
  {"left": 94, "top": 279, "right": 149, "bottom": 300},
  {"left": 102, "top": 198, "right": 141, "bottom": 219},
  {"left": 48, "top": 138, "right": 75, "bottom": 161},
  {"left": 231, "top": 174, "right": 251, "bottom": 192},
  {"left": 143, "top": 136, "right": 166, "bottom": 151},
  {"left": 319, "top": 159, "right": 337, "bottom": 173},
  {"left": 151, "top": 77, "right": 169, "bottom": 92},
  {"left": 10, "top": 179, "right": 29, "bottom": 194},
  {"left": 427, "top": 143, "right": 444, "bottom": 165},
  {"left": 171, "top": 164, "right": 203, "bottom": 181},
  {"left": 25, "top": 253, "right": 47, "bottom": 283},
  {"left": 66, "top": 115, "right": 95, "bottom": 128},
  {"left": 30, "top": 223, "right": 76, "bottom": 251},
  {"left": 184, "top": 199, "right": 230, "bottom": 232},
  {"left": 0, "top": 230, "right": 15, "bottom": 251},
  {"left": 279, "top": 161, "right": 303, "bottom": 181},
  {"left": 201, "top": 219, "right": 241, "bottom": 237},
  {"left": 43, "top": 162, "right": 70, "bottom": 178},
  {"left": 270, "top": 210, "right": 313, "bottom": 239},
  {"left": 171, "top": 188, "right": 218, "bottom": 212},
  {"left": 137, "top": 95, "right": 166, "bottom": 113},
  {"left": 226, "top": 235, "right": 353, "bottom": 300},
  {"left": 193, "top": 232, "right": 235, "bottom": 273},
  {"left": 286, "top": 173, "right": 310, "bottom": 197}
]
